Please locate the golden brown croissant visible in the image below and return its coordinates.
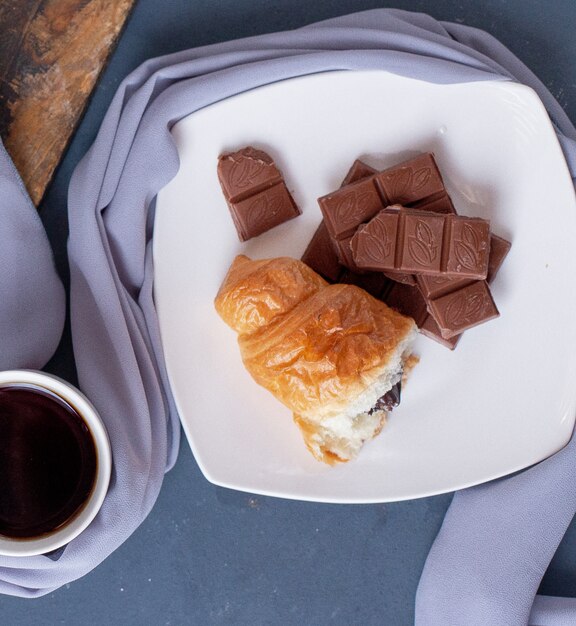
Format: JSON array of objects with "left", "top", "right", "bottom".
[{"left": 215, "top": 255, "right": 417, "bottom": 464}]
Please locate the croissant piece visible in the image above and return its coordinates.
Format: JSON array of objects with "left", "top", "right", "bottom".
[{"left": 215, "top": 255, "right": 417, "bottom": 464}]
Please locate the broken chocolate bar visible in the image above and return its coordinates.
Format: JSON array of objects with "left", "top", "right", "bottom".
[
  {"left": 217, "top": 147, "right": 300, "bottom": 241},
  {"left": 416, "top": 233, "right": 509, "bottom": 335},
  {"left": 318, "top": 153, "right": 448, "bottom": 240},
  {"left": 351, "top": 208, "right": 491, "bottom": 279},
  {"left": 319, "top": 176, "right": 385, "bottom": 240},
  {"left": 385, "top": 234, "right": 510, "bottom": 348},
  {"left": 416, "top": 231, "right": 508, "bottom": 300},
  {"left": 301, "top": 160, "right": 381, "bottom": 278},
  {"left": 304, "top": 153, "right": 508, "bottom": 348}
]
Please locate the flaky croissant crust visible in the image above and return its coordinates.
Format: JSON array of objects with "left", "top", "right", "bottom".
[{"left": 215, "top": 255, "right": 416, "bottom": 423}]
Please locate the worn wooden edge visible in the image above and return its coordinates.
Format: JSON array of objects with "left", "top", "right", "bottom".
[{"left": 0, "top": 0, "right": 137, "bottom": 206}]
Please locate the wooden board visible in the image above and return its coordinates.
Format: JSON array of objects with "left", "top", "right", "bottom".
[{"left": 0, "top": 0, "right": 136, "bottom": 206}]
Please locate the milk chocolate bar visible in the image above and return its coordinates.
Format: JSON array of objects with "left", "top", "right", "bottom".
[
  {"left": 319, "top": 176, "right": 385, "bottom": 240},
  {"left": 385, "top": 235, "right": 510, "bottom": 347},
  {"left": 351, "top": 157, "right": 453, "bottom": 282},
  {"left": 417, "top": 233, "right": 509, "bottom": 335},
  {"left": 301, "top": 161, "right": 380, "bottom": 277},
  {"left": 351, "top": 208, "right": 491, "bottom": 279},
  {"left": 217, "top": 147, "right": 300, "bottom": 241},
  {"left": 318, "top": 153, "right": 447, "bottom": 239},
  {"left": 416, "top": 234, "right": 509, "bottom": 299},
  {"left": 336, "top": 159, "right": 414, "bottom": 285},
  {"left": 420, "top": 250, "right": 504, "bottom": 340},
  {"left": 306, "top": 154, "right": 508, "bottom": 347}
]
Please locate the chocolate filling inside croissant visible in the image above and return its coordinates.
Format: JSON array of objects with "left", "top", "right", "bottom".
[{"left": 369, "top": 380, "right": 402, "bottom": 414}]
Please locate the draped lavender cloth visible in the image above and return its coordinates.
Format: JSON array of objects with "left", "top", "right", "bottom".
[
  {"left": 0, "top": 143, "right": 65, "bottom": 371},
  {"left": 1, "top": 8, "right": 575, "bottom": 622}
]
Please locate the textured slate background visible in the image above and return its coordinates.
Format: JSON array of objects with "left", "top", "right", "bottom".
[{"left": 2, "top": 1, "right": 575, "bottom": 624}]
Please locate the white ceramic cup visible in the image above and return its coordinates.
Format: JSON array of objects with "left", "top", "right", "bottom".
[{"left": 0, "top": 370, "right": 111, "bottom": 557}]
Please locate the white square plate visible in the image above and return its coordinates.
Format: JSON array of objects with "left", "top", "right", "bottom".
[{"left": 153, "top": 70, "right": 576, "bottom": 503}]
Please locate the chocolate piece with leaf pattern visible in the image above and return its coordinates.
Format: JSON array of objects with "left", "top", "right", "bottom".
[
  {"left": 217, "top": 147, "right": 300, "bottom": 241},
  {"left": 428, "top": 281, "right": 499, "bottom": 338},
  {"left": 350, "top": 207, "right": 491, "bottom": 279},
  {"left": 318, "top": 153, "right": 449, "bottom": 241},
  {"left": 373, "top": 153, "right": 446, "bottom": 206}
]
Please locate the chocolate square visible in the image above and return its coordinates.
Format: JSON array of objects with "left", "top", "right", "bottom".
[
  {"left": 218, "top": 147, "right": 300, "bottom": 241},
  {"left": 230, "top": 183, "right": 300, "bottom": 242},
  {"left": 427, "top": 281, "right": 499, "bottom": 338},
  {"left": 445, "top": 217, "right": 491, "bottom": 279},
  {"left": 374, "top": 153, "right": 445, "bottom": 205},
  {"left": 318, "top": 177, "right": 384, "bottom": 239},
  {"left": 217, "top": 147, "right": 283, "bottom": 203},
  {"left": 350, "top": 212, "right": 399, "bottom": 271},
  {"left": 399, "top": 212, "right": 445, "bottom": 274}
]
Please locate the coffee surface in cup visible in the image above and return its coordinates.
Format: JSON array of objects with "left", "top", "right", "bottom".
[{"left": 0, "top": 384, "right": 97, "bottom": 539}]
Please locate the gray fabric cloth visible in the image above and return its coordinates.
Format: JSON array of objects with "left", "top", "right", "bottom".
[
  {"left": 0, "top": 142, "right": 65, "bottom": 370},
  {"left": 0, "top": 9, "right": 575, "bottom": 623}
]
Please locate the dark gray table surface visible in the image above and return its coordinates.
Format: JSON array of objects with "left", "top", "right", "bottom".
[{"left": 2, "top": 1, "right": 576, "bottom": 624}]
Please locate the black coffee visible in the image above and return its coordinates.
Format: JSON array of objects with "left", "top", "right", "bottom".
[{"left": 0, "top": 384, "right": 97, "bottom": 539}]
